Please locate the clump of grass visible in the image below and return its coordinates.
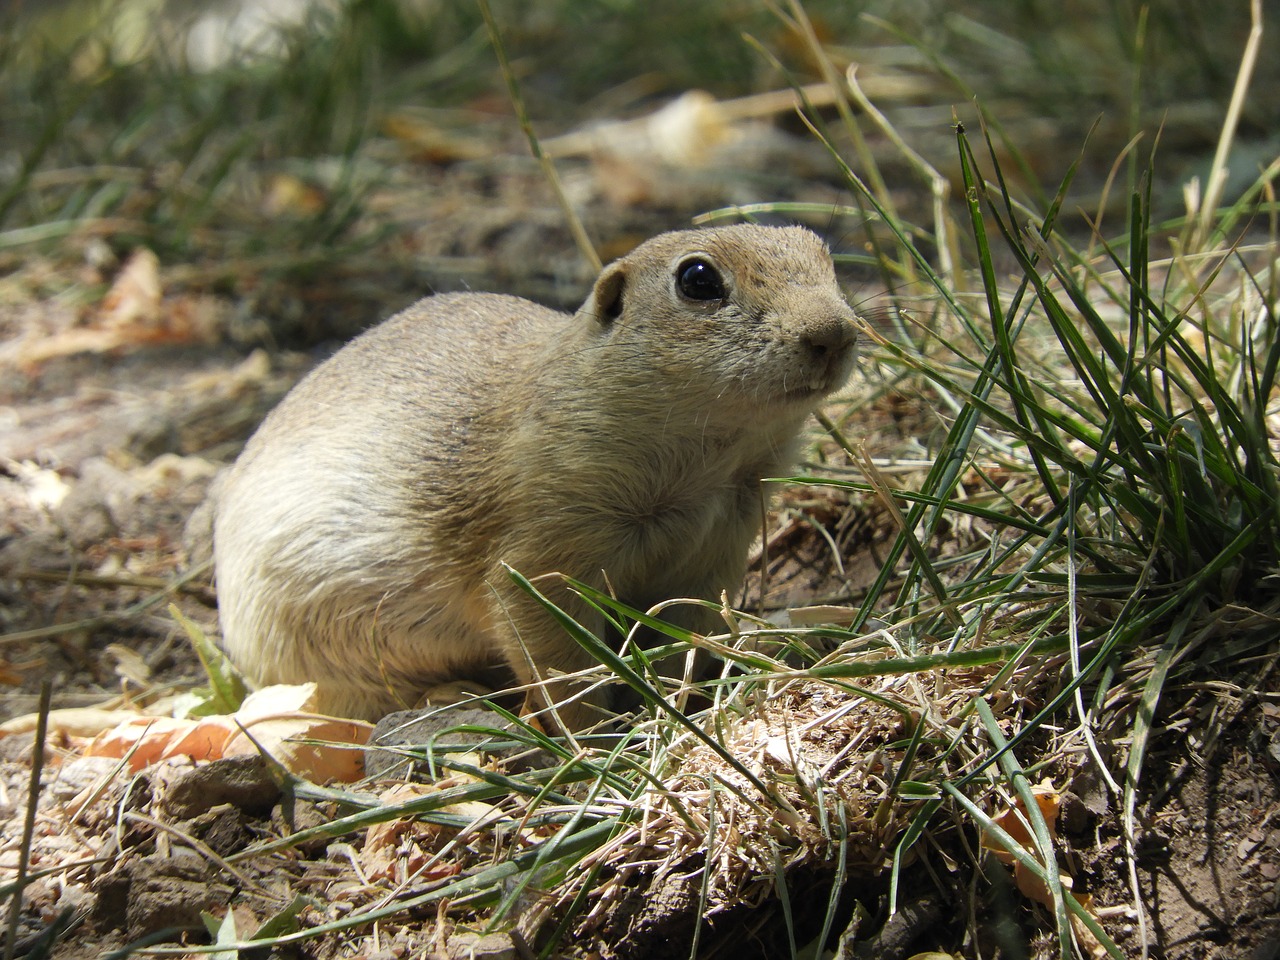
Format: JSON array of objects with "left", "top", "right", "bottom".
[{"left": 772, "top": 0, "right": 1279, "bottom": 954}]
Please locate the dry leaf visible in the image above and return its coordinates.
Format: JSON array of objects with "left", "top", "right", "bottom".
[
  {"left": 104, "top": 643, "right": 153, "bottom": 687},
  {"left": 980, "top": 781, "right": 1109, "bottom": 956},
  {"left": 157, "top": 714, "right": 239, "bottom": 764},
  {"left": 223, "top": 715, "right": 369, "bottom": 782},
  {"left": 981, "top": 780, "right": 1065, "bottom": 905},
  {"left": 544, "top": 90, "right": 736, "bottom": 169},
  {"left": 82, "top": 683, "right": 371, "bottom": 781},
  {"left": 3, "top": 327, "right": 128, "bottom": 368},
  {"left": 785, "top": 604, "right": 861, "bottom": 627},
  {"left": 382, "top": 113, "right": 489, "bottom": 165},
  {"left": 1, "top": 706, "right": 147, "bottom": 739},
  {"left": 94, "top": 247, "right": 223, "bottom": 346},
  {"left": 983, "top": 780, "right": 1061, "bottom": 867},
  {"left": 262, "top": 173, "right": 328, "bottom": 217},
  {"left": 220, "top": 683, "right": 371, "bottom": 782},
  {"left": 361, "top": 783, "right": 493, "bottom": 883},
  {"left": 0, "top": 660, "right": 25, "bottom": 687},
  {"left": 85, "top": 716, "right": 195, "bottom": 770},
  {"left": 234, "top": 682, "right": 322, "bottom": 721},
  {"left": 2, "top": 247, "right": 221, "bottom": 369},
  {"left": 99, "top": 248, "right": 163, "bottom": 331},
  {"left": 362, "top": 783, "right": 437, "bottom": 883},
  {"left": 1068, "top": 893, "right": 1109, "bottom": 960}
]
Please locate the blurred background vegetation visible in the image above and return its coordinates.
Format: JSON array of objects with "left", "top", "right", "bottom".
[{"left": 1, "top": 0, "right": 1275, "bottom": 341}]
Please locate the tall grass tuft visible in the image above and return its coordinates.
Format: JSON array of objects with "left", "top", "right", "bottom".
[{"left": 780, "top": 2, "right": 1279, "bottom": 953}]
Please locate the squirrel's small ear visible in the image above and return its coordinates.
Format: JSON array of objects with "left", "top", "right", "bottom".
[{"left": 587, "top": 262, "right": 626, "bottom": 325}]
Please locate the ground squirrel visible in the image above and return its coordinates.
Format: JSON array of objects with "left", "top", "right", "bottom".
[{"left": 213, "top": 224, "right": 858, "bottom": 728}]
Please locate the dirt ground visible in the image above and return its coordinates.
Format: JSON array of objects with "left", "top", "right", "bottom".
[{"left": 2, "top": 118, "right": 1279, "bottom": 959}]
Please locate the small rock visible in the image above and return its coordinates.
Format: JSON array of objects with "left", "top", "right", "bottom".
[
  {"left": 54, "top": 457, "right": 135, "bottom": 547},
  {"left": 445, "top": 930, "right": 517, "bottom": 960},
  {"left": 186, "top": 803, "right": 255, "bottom": 857},
  {"left": 272, "top": 796, "right": 332, "bottom": 842},
  {"left": 158, "top": 755, "right": 280, "bottom": 819},
  {"left": 48, "top": 756, "right": 123, "bottom": 804},
  {"left": 0, "top": 731, "right": 38, "bottom": 763},
  {"left": 93, "top": 852, "right": 233, "bottom": 938},
  {"left": 1058, "top": 790, "right": 1095, "bottom": 836}
]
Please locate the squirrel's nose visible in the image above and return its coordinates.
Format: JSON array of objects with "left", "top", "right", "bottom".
[{"left": 801, "top": 307, "right": 858, "bottom": 361}]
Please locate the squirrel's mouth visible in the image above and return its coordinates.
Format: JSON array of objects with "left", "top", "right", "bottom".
[
  {"left": 776, "top": 377, "right": 846, "bottom": 407},
  {"left": 792, "top": 347, "right": 857, "bottom": 400},
  {"left": 724, "top": 342, "right": 857, "bottom": 411}
]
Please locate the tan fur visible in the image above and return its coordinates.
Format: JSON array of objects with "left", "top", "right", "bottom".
[{"left": 213, "top": 224, "right": 858, "bottom": 727}]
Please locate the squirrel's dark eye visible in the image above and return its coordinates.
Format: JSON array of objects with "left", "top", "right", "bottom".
[{"left": 676, "top": 257, "right": 726, "bottom": 302}]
